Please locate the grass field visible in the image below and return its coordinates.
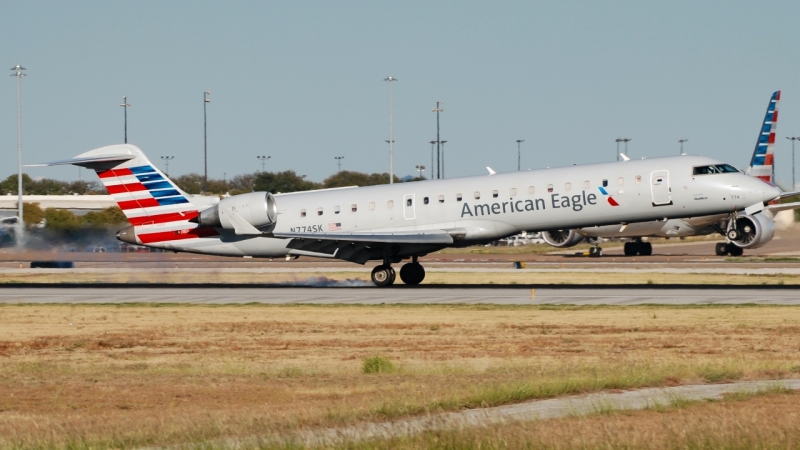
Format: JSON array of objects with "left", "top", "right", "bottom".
[{"left": 1, "top": 303, "right": 799, "bottom": 448}]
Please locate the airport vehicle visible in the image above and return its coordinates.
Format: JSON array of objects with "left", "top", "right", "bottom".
[
  {"left": 541, "top": 91, "right": 800, "bottom": 256},
  {"left": 35, "top": 144, "right": 780, "bottom": 285}
]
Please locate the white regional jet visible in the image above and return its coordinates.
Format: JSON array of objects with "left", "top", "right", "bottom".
[
  {"left": 540, "top": 91, "right": 800, "bottom": 257},
  {"left": 35, "top": 142, "right": 780, "bottom": 286}
]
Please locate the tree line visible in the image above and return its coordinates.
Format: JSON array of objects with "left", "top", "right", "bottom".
[{"left": 2, "top": 170, "right": 425, "bottom": 197}]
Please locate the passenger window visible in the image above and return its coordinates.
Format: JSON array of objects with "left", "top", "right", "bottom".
[
  {"left": 547, "top": 184, "right": 553, "bottom": 193},
  {"left": 317, "top": 208, "right": 323, "bottom": 216},
  {"left": 369, "top": 202, "right": 375, "bottom": 210},
  {"left": 602, "top": 179, "right": 608, "bottom": 187},
  {"left": 528, "top": 186, "right": 535, "bottom": 194},
  {"left": 492, "top": 190, "right": 498, "bottom": 198},
  {"left": 510, "top": 188, "right": 517, "bottom": 196},
  {"left": 334, "top": 205, "right": 340, "bottom": 214},
  {"left": 474, "top": 192, "right": 480, "bottom": 200},
  {"left": 387, "top": 200, "right": 394, "bottom": 209},
  {"left": 406, "top": 198, "right": 412, "bottom": 206},
  {"left": 438, "top": 195, "right": 445, "bottom": 203},
  {"left": 300, "top": 209, "right": 306, "bottom": 217},
  {"left": 635, "top": 175, "right": 642, "bottom": 184},
  {"left": 351, "top": 204, "right": 357, "bottom": 212},
  {"left": 457, "top": 193, "right": 463, "bottom": 201},
  {"left": 565, "top": 182, "right": 572, "bottom": 191},
  {"left": 583, "top": 180, "right": 590, "bottom": 189},
  {"left": 617, "top": 177, "right": 624, "bottom": 186},
  {"left": 424, "top": 197, "right": 429, "bottom": 205}
]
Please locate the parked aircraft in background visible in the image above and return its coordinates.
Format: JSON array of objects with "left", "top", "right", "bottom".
[
  {"left": 541, "top": 91, "right": 800, "bottom": 256},
  {"left": 34, "top": 141, "right": 780, "bottom": 285}
]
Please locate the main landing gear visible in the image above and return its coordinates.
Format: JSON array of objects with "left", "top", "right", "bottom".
[
  {"left": 370, "top": 256, "right": 426, "bottom": 286},
  {"left": 624, "top": 240, "right": 652, "bottom": 256},
  {"left": 715, "top": 242, "right": 743, "bottom": 257}
]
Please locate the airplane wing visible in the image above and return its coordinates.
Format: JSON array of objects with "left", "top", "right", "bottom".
[
  {"left": 274, "top": 230, "right": 455, "bottom": 264},
  {"left": 275, "top": 230, "right": 454, "bottom": 244},
  {"left": 779, "top": 190, "right": 800, "bottom": 199},
  {"left": 767, "top": 201, "right": 800, "bottom": 213}
]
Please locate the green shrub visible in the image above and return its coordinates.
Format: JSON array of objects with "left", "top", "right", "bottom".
[{"left": 362, "top": 355, "right": 395, "bottom": 374}]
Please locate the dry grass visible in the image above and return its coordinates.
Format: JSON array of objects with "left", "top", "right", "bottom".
[
  {"left": 1, "top": 304, "right": 800, "bottom": 448},
  {"left": 343, "top": 390, "right": 800, "bottom": 449},
  {"left": 0, "top": 270, "right": 797, "bottom": 285}
]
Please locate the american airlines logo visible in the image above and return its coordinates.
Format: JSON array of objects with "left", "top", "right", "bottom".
[
  {"left": 597, "top": 186, "right": 620, "bottom": 206},
  {"left": 460, "top": 190, "right": 601, "bottom": 218}
]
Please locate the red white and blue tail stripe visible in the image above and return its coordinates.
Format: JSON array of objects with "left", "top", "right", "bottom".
[{"left": 747, "top": 91, "right": 780, "bottom": 183}]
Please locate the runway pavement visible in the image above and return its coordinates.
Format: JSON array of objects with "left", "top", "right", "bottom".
[{"left": 1, "top": 286, "right": 798, "bottom": 304}]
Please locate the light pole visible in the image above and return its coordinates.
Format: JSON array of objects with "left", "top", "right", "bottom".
[
  {"left": 415, "top": 165, "right": 425, "bottom": 179},
  {"left": 432, "top": 101, "right": 444, "bottom": 179},
  {"left": 615, "top": 138, "right": 621, "bottom": 161},
  {"left": 620, "top": 138, "right": 631, "bottom": 158},
  {"left": 11, "top": 65, "right": 26, "bottom": 246},
  {"left": 335, "top": 156, "right": 345, "bottom": 172},
  {"left": 203, "top": 91, "right": 211, "bottom": 191},
  {"left": 120, "top": 96, "right": 131, "bottom": 143},
  {"left": 257, "top": 155, "right": 271, "bottom": 172},
  {"left": 160, "top": 156, "right": 175, "bottom": 176},
  {"left": 787, "top": 137, "right": 800, "bottom": 189},
  {"left": 679, "top": 139, "right": 688, "bottom": 155},
  {"left": 516, "top": 139, "right": 525, "bottom": 171},
  {"left": 384, "top": 76, "right": 397, "bottom": 184},
  {"left": 440, "top": 141, "right": 448, "bottom": 179},
  {"left": 428, "top": 140, "right": 436, "bottom": 179}
]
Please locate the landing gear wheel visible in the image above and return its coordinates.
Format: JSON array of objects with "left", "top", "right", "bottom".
[
  {"left": 641, "top": 242, "right": 653, "bottom": 256},
  {"left": 727, "top": 244, "right": 744, "bottom": 257},
  {"left": 589, "top": 247, "right": 603, "bottom": 257},
  {"left": 715, "top": 242, "right": 729, "bottom": 256},
  {"left": 727, "top": 229, "right": 740, "bottom": 241},
  {"left": 371, "top": 265, "right": 396, "bottom": 287},
  {"left": 624, "top": 242, "right": 636, "bottom": 256},
  {"left": 399, "top": 262, "right": 426, "bottom": 285}
]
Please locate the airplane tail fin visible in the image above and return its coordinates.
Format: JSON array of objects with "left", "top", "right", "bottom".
[
  {"left": 30, "top": 144, "right": 204, "bottom": 226},
  {"left": 746, "top": 91, "right": 780, "bottom": 183}
]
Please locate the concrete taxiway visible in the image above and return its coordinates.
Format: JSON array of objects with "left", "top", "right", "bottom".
[{"left": 1, "top": 286, "right": 798, "bottom": 304}]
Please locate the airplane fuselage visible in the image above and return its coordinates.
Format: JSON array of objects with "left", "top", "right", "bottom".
[{"left": 154, "top": 155, "right": 777, "bottom": 259}]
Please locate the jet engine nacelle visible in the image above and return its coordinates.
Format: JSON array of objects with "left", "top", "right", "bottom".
[
  {"left": 542, "top": 229, "right": 584, "bottom": 248},
  {"left": 199, "top": 191, "right": 278, "bottom": 230},
  {"left": 729, "top": 214, "right": 774, "bottom": 249}
]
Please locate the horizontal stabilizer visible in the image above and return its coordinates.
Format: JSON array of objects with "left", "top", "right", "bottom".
[
  {"left": 26, "top": 154, "right": 135, "bottom": 168},
  {"left": 275, "top": 230, "right": 454, "bottom": 245}
]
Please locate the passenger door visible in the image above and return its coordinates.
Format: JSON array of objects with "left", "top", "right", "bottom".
[
  {"left": 403, "top": 194, "right": 416, "bottom": 220},
  {"left": 650, "top": 170, "right": 672, "bottom": 206}
]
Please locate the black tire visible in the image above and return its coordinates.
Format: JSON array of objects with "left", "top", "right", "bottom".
[
  {"left": 589, "top": 247, "right": 602, "bottom": 257},
  {"left": 727, "top": 229, "right": 740, "bottom": 241},
  {"left": 715, "top": 242, "right": 728, "bottom": 256},
  {"left": 371, "top": 265, "right": 395, "bottom": 287},
  {"left": 399, "top": 262, "right": 426, "bottom": 285},
  {"left": 642, "top": 242, "right": 653, "bottom": 256},
  {"left": 624, "top": 242, "right": 636, "bottom": 256},
  {"left": 727, "top": 244, "right": 744, "bottom": 257}
]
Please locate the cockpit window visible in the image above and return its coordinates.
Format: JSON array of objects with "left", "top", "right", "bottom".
[
  {"left": 715, "top": 164, "right": 740, "bottom": 173},
  {"left": 693, "top": 164, "right": 740, "bottom": 175}
]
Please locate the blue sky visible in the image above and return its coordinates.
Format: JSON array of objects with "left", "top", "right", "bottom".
[{"left": 3, "top": 1, "right": 800, "bottom": 187}]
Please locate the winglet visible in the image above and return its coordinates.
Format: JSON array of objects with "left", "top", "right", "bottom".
[{"left": 486, "top": 167, "right": 496, "bottom": 175}]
